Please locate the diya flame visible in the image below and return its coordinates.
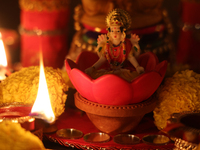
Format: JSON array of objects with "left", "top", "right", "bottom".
[
  {"left": 0, "top": 33, "right": 9, "bottom": 80},
  {"left": 30, "top": 52, "right": 55, "bottom": 123},
  {"left": 0, "top": 33, "right": 7, "bottom": 67}
]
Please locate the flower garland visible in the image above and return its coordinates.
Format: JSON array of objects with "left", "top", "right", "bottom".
[{"left": 105, "top": 41, "right": 126, "bottom": 68}]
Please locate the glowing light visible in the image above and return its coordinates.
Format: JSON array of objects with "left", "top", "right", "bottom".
[
  {"left": 0, "top": 33, "right": 8, "bottom": 80},
  {"left": 31, "top": 52, "right": 55, "bottom": 123}
]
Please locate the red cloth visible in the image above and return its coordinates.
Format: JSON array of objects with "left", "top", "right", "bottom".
[
  {"left": 21, "top": 34, "right": 68, "bottom": 68},
  {"left": 181, "top": 2, "right": 200, "bottom": 24},
  {"left": 20, "top": 9, "right": 69, "bottom": 68},
  {"left": 20, "top": 10, "right": 69, "bottom": 30},
  {"left": 44, "top": 109, "right": 174, "bottom": 150},
  {"left": 176, "top": 1, "right": 200, "bottom": 71}
]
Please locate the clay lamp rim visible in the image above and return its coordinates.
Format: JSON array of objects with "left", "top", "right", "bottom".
[{"left": 74, "top": 92, "right": 157, "bottom": 117}]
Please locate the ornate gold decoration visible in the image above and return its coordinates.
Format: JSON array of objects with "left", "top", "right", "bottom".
[
  {"left": 19, "top": 0, "right": 69, "bottom": 11},
  {"left": 73, "top": 5, "right": 84, "bottom": 31},
  {"left": 174, "top": 138, "right": 198, "bottom": 150},
  {"left": 106, "top": 8, "right": 131, "bottom": 30}
]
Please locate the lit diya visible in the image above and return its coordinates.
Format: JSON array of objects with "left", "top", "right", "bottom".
[
  {"left": 0, "top": 35, "right": 33, "bottom": 130},
  {"left": 0, "top": 52, "right": 56, "bottom": 135}
]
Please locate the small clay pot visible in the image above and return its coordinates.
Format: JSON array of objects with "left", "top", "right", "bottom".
[{"left": 74, "top": 92, "right": 157, "bottom": 135}]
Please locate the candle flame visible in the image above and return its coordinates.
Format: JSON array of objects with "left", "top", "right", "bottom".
[
  {"left": 31, "top": 52, "right": 55, "bottom": 123},
  {"left": 0, "top": 33, "right": 7, "bottom": 67}
]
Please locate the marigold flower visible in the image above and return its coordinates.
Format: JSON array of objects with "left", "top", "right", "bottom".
[
  {"left": 153, "top": 70, "right": 200, "bottom": 130},
  {"left": 0, "top": 66, "right": 68, "bottom": 118},
  {"left": 0, "top": 121, "right": 45, "bottom": 150}
]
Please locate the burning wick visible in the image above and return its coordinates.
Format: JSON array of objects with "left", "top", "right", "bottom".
[{"left": 29, "top": 112, "right": 54, "bottom": 124}]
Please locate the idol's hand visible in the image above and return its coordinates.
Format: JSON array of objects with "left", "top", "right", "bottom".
[
  {"left": 130, "top": 34, "right": 140, "bottom": 44},
  {"left": 97, "top": 34, "right": 107, "bottom": 46},
  {"left": 85, "top": 66, "right": 96, "bottom": 75},
  {"left": 130, "top": 34, "right": 141, "bottom": 58},
  {"left": 136, "top": 66, "right": 144, "bottom": 74}
]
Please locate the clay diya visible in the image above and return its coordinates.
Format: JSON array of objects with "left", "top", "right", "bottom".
[
  {"left": 75, "top": 92, "right": 157, "bottom": 134},
  {"left": 0, "top": 104, "right": 34, "bottom": 130},
  {"left": 163, "top": 112, "right": 200, "bottom": 147},
  {"left": 65, "top": 51, "right": 167, "bottom": 105},
  {"left": 0, "top": 104, "right": 43, "bottom": 140}
]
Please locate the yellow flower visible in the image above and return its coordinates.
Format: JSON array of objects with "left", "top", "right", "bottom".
[
  {"left": 0, "top": 66, "right": 68, "bottom": 118},
  {"left": 153, "top": 70, "right": 200, "bottom": 130},
  {"left": 0, "top": 121, "right": 45, "bottom": 150}
]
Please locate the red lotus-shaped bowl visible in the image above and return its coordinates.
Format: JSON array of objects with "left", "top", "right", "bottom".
[{"left": 65, "top": 51, "right": 167, "bottom": 105}]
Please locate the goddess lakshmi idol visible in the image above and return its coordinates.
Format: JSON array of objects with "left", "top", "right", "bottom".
[
  {"left": 65, "top": 8, "right": 167, "bottom": 105},
  {"left": 85, "top": 8, "right": 144, "bottom": 82},
  {"left": 64, "top": 8, "right": 168, "bottom": 134}
]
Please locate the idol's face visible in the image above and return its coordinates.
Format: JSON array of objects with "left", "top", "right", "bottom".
[{"left": 109, "top": 25, "right": 123, "bottom": 44}]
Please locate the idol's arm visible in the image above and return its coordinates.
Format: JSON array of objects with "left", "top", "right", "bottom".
[
  {"left": 127, "top": 53, "right": 144, "bottom": 74},
  {"left": 85, "top": 56, "right": 107, "bottom": 75}
]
